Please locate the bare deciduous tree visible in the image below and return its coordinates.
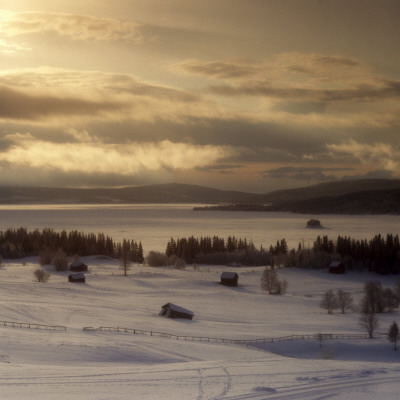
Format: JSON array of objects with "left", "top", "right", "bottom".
[
  {"left": 120, "top": 240, "right": 131, "bottom": 276},
  {"left": 336, "top": 289, "right": 353, "bottom": 314},
  {"left": 382, "top": 288, "right": 400, "bottom": 312},
  {"left": 360, "top": 281, "right": 400, "bottom": 314},
  {"left": 320, "top": 290, "right": 338, "bottom": 314},
  {"left": 52, "top": 251, "right": 68, "bottom": 272},
  {"left": 34, "top": 269, "right": 50, "bottom": 283},
  {"left": 361, "top": 281, "right": 385, "bottom": 313},
  {"left": 261, "top": 268, "right": 288, "bottom": 295},
  {"left": 359, "top": 311, "right": 379, "bottom": 338},
  {"left": 146, "top": 251, "right": 169, "bottom": 266}
]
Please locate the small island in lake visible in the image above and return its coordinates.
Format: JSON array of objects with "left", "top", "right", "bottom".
[{"left": 306, "top": 219, "right": 325, "bottom": 229}]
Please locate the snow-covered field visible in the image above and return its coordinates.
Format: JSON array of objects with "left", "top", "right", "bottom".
[{"left": 1, "top": 257, "right": 400, "bottom": 399}]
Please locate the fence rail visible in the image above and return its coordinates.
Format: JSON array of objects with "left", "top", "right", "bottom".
[
  {"left": 82, "top": 326, "right": 385, "bottom": 344},
  {"left": 1, "top": 320, "right": 385, "bottom": 341},
  {"left": 0, "top": 320, "right": 66, "bottom": 331}
]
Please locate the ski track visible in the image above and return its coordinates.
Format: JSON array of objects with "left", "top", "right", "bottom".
[
  {"left": 223, "top": 371, "right": 400, "bottom": 399},
  {"left": 2, "top": 260, "right": 400, "bottom": 399},
  {"left": 2, "top": 366, "right": 399, "bottom": 399}
]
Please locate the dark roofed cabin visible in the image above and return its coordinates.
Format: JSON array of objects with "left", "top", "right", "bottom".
[
  {"left": 159, "top": 303, "right": 194, "bottom": 320},
  {"left": 70, "top": 260, "right": 88, "bottom": 272},
  {"left": 220, "top": 271, "right": 239, "bottom": 287},
  {"left": 328, "top": 261, "right": 345, "bottom": 274},
  {"left": 68, "top": 273, "right": 86, "bottom": 283}
]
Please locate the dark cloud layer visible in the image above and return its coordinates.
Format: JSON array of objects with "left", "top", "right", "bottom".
[
  {"left": 0, "top": 2, "right": 399, "bottom": 191},
  {"left": 209, "top": 81, "right": 400, "bottom": 103},
  {"left": 0, "top": 85, "right": 126, "bottom": 120},
  {"left": 264, "top": 166, "right": 354, "bottom": 182}
]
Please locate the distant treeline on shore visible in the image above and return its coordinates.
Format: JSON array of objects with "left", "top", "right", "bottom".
[
  {"left": 0, "top": 228, "right": 399, "bottom": 275},
  {"left": 0, "top": 227, "right": 143, "bottom": 262},
  {"left": 165, "top": 234, "right": 400, "bottom": 274}
]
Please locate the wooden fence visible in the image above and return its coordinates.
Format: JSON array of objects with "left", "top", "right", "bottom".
[
  {"left": 82, "top": 326, "right": 385, "bottom": 344},
  {"left": 0, "top": 320, "right": 66, "bottom": 331}
]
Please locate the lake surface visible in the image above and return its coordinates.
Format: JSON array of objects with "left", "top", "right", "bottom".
[{"left": 0, "top": 204, "right": 399, "bottom": 254}]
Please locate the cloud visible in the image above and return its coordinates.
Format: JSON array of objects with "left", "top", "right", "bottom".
[
  {"left": 264, "top": 166, "right": 354, "bottom": 182},
  {"left": 175, "top": 59, "right": 260, "bottom": 80},
  {"left": 175, "top": 54, "right": 400, "bottom": 112},
  {"left": 0, "top": 84, "right": 127, "bottom": 121},
  {"left": 174, "top": 53, "right": 369, "bottom": 83},
  {"left": 0, "top": 134, "right": 233, "bottom": 177},
  {"left": 327, "top": 139, "right": 400, "bottom": 177},
  {"left": 0, "top": 68, "right": 209, "bottom": 124},
  {"left": 0, "top": 11, "right": 142, "bottom": 43},
  {"left": 209, "top": 81, "right": 400, "bottom": 103}
]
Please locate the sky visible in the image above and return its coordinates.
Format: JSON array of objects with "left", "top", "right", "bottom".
[{"left": 0, "top": 0, "right": 399, "bottom": 193}]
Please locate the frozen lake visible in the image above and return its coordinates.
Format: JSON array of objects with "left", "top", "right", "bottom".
[{"left": 0, "top": 204, "right": 398, "bottom": 254}]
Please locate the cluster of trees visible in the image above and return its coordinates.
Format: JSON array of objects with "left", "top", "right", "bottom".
[
  {"left": 162, "top": 233, "right": 400, "bottom": 271},
  {"left": 260, "top": 268, "right": 288, "bottom": 295},
  {"left": 277, "top": 234, "right": 400, "bottom": 274},
  {"left": 360, "top": 280, "right": 400, "bottom": 314},
  {"left": 320, "top": 280, "right": 400, "bottom": 341},
  {"left": 0, "top": 227, "right": 143, "bottom": 262},
  {"left": 320, "top": 289, "right": 354, "bottom": 314},
  {"left": 165, "top": 235, "right": 271, "bottom": 266},
  {"left": 358, "top": 281, "right": 400, "bottom": 340}
]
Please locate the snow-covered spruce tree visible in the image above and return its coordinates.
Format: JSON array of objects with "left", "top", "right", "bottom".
[{"left": 388, "top": 321, "right": 399, "bottom": 350}]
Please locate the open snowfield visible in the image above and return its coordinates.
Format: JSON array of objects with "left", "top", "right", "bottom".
[{"left": 1, "top": 257, "right": 400, "bottom": 399}]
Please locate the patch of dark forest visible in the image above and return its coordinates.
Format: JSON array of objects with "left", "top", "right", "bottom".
[{"left": 1, "top": 228, "right": 399, "bottom": 276}]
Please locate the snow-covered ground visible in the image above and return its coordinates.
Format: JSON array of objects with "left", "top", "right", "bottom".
[{"left": 1, "top": 257, "right": 400, "bottom": 399}]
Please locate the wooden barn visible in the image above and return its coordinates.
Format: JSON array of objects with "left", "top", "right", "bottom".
[
  {"left": 68, "top": 273, "right": 86, "bottom": 283},
  {"left": 159, "top": 303, "right": 194, "bottom": 320},
  {"left": 328, "top": 261, "right": 345, "bottom": 274},
  {"left": 220, "top": 271, "right": 239, "bottom": 287},
  {"left": 70, "top": 260, "right": 88, "bottom": 272}
]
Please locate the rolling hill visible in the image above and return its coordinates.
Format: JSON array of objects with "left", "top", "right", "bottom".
[{"left": 0, "top": 179, "right": 399, "bottom": 214}]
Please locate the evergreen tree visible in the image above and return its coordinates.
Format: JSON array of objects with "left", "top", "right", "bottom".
[{"left": 388, "top": 321, "right": 399, "bottom": 350}]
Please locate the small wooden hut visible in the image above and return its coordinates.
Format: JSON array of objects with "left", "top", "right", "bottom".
[
  {"left": 220, "top": 271, "right": 239, "bottom": 287},
  {"left": 328, "top": 261, "right": 345, "bottom": 274},
  {"left": 70, "top": 260, "right": 88, "bottom": 272},
  {"left": 159, "top": 303, "right": 194, "bottom": 320},
  {"left": 68, "top": 273, "right": 86, "bottom": 283}
]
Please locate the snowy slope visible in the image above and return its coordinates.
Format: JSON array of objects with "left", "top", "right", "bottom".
[{"left": 1, "top": 257, "right": 400, "bottom": 399}]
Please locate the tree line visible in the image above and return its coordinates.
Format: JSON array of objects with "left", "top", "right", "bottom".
[
  {"left": 165, "top": 235, "right": 271, "bottom": 266},
  {"left": 1, "top": 227, "right": 399, "bottom": 274},
  {"left": 0, "top": 227, "right": 144, "bottom": 262},
  {"left": 278, "top": 234, "right": 400, "bottom": 274},
  {"left": 165, "top": 233, "right": 400, "bottom": 273}
]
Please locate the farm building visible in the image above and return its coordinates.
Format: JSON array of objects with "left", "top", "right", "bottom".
[
  {"left": 70, "top": 260, "right": 88, "bottom": 272},
  {"left": 220, "top": 271, "right": 239, "bottom": 287},
  {"left": 68, "top": 273, "right": 86, "bottom": 283},
  {"left": 328, "top": 261, "right": 345, "bottom": 274},
  {"left": 159, "top": 303, "right": 194, "bottom": 320}
]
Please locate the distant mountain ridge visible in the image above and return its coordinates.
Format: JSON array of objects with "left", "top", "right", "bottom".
[
  {"left": 0, "top": 179, "right": 399, "bottom": 214},
  {"left": 262, "top": 179, "right": 400, "bottom": 203},
  {"left": 0, "top": 183, "right": 254, "bottom": 204}
]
